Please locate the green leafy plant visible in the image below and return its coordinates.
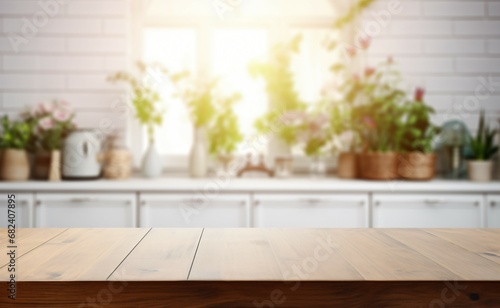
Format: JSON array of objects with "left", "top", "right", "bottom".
[
  {"left": 249, "top": 34, "right": 306, "bottom": 145},
  {"left": 468, "top": 110, "right": 498, "bottom": 160},
  {"left": 176, "top": 76, "right": 218, "bottom": 128},
  {"left": 108, "top": 62, "right": 172, "bottom": 143},
  {"left": 0, "top": 116, "right": 33, "bottom": 150},
  {"left": 400, "top": 88, "right": 439, "bottom": 154},
  {"left": 208, "top": 93, "right": 244, "bottom": 156},
  {"left": 22, "top": 100, "right": 76, "bottom": 151},
  {"left": 296, "top": 111, "right": 332, "bottom": 157},
  {"left": 333, "top": 0, "right": 376, "bottom": 29}
]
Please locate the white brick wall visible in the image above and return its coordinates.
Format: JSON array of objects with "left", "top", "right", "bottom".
[
  {"left": 0, "top": 0, "right": 499, "bottom": 134},
  {"left": 364, "top": 0, "right": 500, "bottom": 130},
  {"left": 0, "top": 0, "right": 129, "bottom": 130}
]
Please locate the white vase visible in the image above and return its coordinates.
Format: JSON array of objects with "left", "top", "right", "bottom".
[
  {"left": 142, "top": 142, "right": 162, "bottom": 178},
  {"left": 269, "top": 134, "right": 292, "bottom": 168},
  {"left": 189, "top": 126, "right": 208, "bottom": 178},
  {"left": 467, "top": 160, "right": 494, "bottom": 182}
]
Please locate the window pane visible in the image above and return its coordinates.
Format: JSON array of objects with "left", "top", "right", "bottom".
[
  {"left": 291, "top": 28, "right": 334, "bottom": 104},
  {"left": 211, "top": 28, "right": 269, "bottom": 150},
  {"left": 143, "top": 28, "right": 197, "bottom": 155}
]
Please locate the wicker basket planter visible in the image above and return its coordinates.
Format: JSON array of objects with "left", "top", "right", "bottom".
[
  {"left": 337, "top": 152, "right": 358, "bottom": 179},
  {"left": 358, "top": 152, "right": 398, "bottom": 180},
  {"left": 398, "top": 152, "right": 436, "bottom": 181},
  {"left": 0, "top": 149, "right": 30, "bottom": 181}
]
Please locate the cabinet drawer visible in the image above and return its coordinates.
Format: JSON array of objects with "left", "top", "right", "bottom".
[
  {"left": 373, "top": 194, "right": 482, "bottom": 228},
  {"left": 0, "top": 192, "right": 33, "bottom": 228},
  {"left": 486, "top": 195, "right": 500, "bottom": 228},
  {"left": 253, "top": 194, "right": 368, "bottom": 228},
  {"left": 35, "top": 193, "right": 136, "bottom": 228},
  {"left": 140, "top": 193, "right": 250, "bottom": 228}
]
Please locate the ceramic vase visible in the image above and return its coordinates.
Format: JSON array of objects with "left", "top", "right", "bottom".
[
  {"left": 142, "top": 142, "right": 162, "bottom": 178},
  {"left": 189, "top": 126, "right": 208, "bottom": 178},
  {"left": 48, "top": 150, "right": 62, "bottom": 182}
]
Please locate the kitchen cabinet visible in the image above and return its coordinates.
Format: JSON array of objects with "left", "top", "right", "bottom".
[
  {"left": 139, "top": 193, "right": 250, "bottom": 228},
  {"left": 372, "top": 194, "right": 483, "bottom": 228},
  {"left": 0, "top": 192, "right": 33, "bottom": 228},
  {"left": 486, "top": 195, "right": 500, "bottom": 228},
  {"left": 34, "top": 193, "right": 137, "bottom": 228},
  {"left": 253, "top": 194, "right": 368, "bottom": 228}
]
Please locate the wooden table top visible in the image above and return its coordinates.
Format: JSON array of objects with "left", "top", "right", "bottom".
[{"left": 1, "top": 228, "right": 500, "bottom": 282}]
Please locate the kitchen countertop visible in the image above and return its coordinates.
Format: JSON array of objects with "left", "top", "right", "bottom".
[
  {"left": 1, "top": 228, "right": 499, "bottom": 307},
  {"left": 1, "top": 176, "right": 500, "bottom": 192}
]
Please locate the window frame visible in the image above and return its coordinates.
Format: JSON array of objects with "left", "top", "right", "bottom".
[{"left": 130, "top": 1, "right": 346, "bottom": 173}]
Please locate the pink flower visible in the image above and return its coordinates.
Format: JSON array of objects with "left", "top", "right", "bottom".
[
  {"left": 42, "top": 102, "right": 55, "bottom": 113},
  {"left": 346, "top": 46, "right": 357, "bottom": 58},
  {"left": 39, "top": 117, "right": 54, "bottom": 130},
  {"left": 53, "top": 108, "right": 71, "bottom": 122},
  {"left": 359, "top": 36, "right": 371, "bottom": 50},
  {"left": 363, "top": 116, "right": 376, "bottom": 129},
  {"left": 415, "top": 87, "right": 425, "bottom": 102},
  {"left": 365, "top": 67, "right": 376, "bottom": 77},
  {"left": 31, "top": 103, "right": 45, "bottom": 116}
]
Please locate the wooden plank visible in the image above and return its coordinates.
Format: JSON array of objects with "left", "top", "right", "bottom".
[
  {"left": 109, "top": 229, "right": 202, "bottom": 281},
  {"left": 0, "top": 229, "right": 67, "bottom": 268},
  {"left": 425, "top": 229, "right": 500, "bottom": 265},
  {"left": 264, "top": 229, "right": 364, "bottom": 280},
  {"left": 0, "top": 229, "right": 150, "bottom": 282},
  {"left": 384, "top": 229, "right": 500, "bottom": 280},
  {"left": 331, "top": 229, "right": 458, "bottom": 280},
  {"left": 189, "top": 229, "right": 285, "bottom": 281},
  {"left": 4, "top": 281, "right": 500, "bottom": 307}
]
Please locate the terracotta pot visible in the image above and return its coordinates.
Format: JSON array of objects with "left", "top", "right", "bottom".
[
  {"left": 358, "top": 152, "right": 398, "bottom": 180},
  {"left": 337, "top": 152, "right": 358, "bottom": 179},
  {"left": 0, "top": 149, "right": 30, "bottom": 181},
  {"left": 398, "top": 152, "right": 436, "bottom": 181},
  {"left": 468, "top": 160, "right": 494, "bottom": 182},
  {"left": 33, "top": 150, "right": 51, "bottom": 179}
]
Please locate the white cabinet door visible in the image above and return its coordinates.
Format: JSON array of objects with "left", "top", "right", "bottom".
[
  {"left": 253, "top": 194, "right": 368, "bottom": 228},
  {"left": 140, "top": 193, "right": 250, "bottom": 228},
  {"left": 35, "top": 193, "right": 137, "bottom": 228},
  {"left": 0, "top": 192, "right": 33, "bottom": 228},
  {"left": 372, "top": 194, "right": 483, "bottom": 228},
  {"left": 486, "top": 195, "right": 500, "bottom": 228}
]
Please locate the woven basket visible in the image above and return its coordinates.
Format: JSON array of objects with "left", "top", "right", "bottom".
[
  {"left": 398, "top": 152, "right": 436, "bottom": 181},
  {"left": 358, "top": 152, "right": 398, "bottom": 180},
  {"left": 337, "top": 152, "right": 358, "bottom": 179}
]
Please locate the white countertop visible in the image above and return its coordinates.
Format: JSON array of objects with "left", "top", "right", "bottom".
[{"left": 1, "top": 176, "right": 499, "bottom": 193}]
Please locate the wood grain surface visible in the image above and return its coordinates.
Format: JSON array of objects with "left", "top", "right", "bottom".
[
  {"left": 1, "top": 228, "right": 500, "bottom": 307},
  {"left": 109, "top": 228, "right": 203, "bottom": 281}
]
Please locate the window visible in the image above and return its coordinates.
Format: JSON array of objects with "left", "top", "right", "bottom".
[{"left": 133, "top": 0, "right": 342, "bottom": 170}]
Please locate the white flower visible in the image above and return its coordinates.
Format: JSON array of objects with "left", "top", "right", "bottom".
[{"left": 39, "top": 117, "right": 54, "bottom": 130}]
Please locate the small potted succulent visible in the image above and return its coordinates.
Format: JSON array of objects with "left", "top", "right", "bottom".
[
  {"left": 24, "top": 100, "right": 76, "bottom": 181},
  {"left": 208, "top": 92, "right": 244, "bottom": 176},
  {"left": 467, "top": 111, "right": 498, "bottom": 182},
  {"left": 0, "top": 116, "right": 33, "bottom": 181},
  {"left": 398, "top": 87, "right": 439, "bottom": 181}
]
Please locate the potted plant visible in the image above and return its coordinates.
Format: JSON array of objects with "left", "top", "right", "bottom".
[
  {"left": 208, "top": 92, "right": 244, "bottom": 176},
  {"left": 108, "top": 62, "right": 170, "bottom": 178},
  {"left": 24, "top": 100, "right": 76, "bottom": 181},
  {"left": 467, "top": 111, "right": 498, "bottom": 182},
  {"left": 398, "top": 88, "right": 439, "bottom": 181},
  {"left": 249, "top": 34, "right": 306, "bottom": 162},
  {"left": 0, "top": 116, "right": 33, "bottom": 181},
  {"left": 173, "top": 75, "right": 218, "bottom": 178}
]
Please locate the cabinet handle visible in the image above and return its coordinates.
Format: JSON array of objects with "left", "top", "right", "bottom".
[
  {"left": 491, "top": 201, "right": 497, "bottom": 207},
  {"left": 35, "top": 200, "right": 42, "bottom": 206},
  {"left": 474, "top": 202, "right": 480, "bottom": 207},
  {"left": 301, "top": 199, "right": 323, "bottom": 204},
  {"left": 360, "top": 201, "right": 365, "bottom": 206},
  {"left": 140, "top": 200, "right": 147, "bottom": 206},
  {"left": 19, "top": 200, "right": 28, "bottom": 206},
  {"left": 375, "top": 201, "right": 380, "bottom": 206},
  {"left": 70, "top": 198, "right": 99, "bottom": 203},
  {"left": 424, "top": 199, "right": 445, "bottom": 205},
  {"left": 254, "top": 200, "right": 260, "bottom": 206}
]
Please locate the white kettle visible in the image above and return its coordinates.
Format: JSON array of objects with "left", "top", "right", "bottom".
[{"left": 62, "top": 130, "right": 103, "bottom": 180}]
